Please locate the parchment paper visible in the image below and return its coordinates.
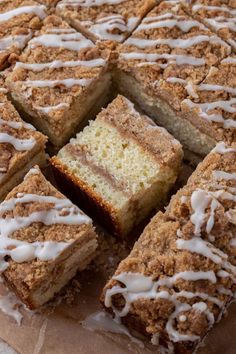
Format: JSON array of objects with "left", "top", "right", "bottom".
[{"left": 0, "top": 165, "right": 235, "bottom": 354}]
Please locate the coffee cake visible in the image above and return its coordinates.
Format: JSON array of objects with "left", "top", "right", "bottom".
[
  {"left": 102, "top": 142, "right": 236, "bottom": 353},
  {"left": 1, "top": 166, "right": 98, "bottom": 309},
  {"left": 0, "top": 0, "right": 47, "bottom": 70},
  {"left": 186, "top": 0, "right": 236, "bottom": 51},
  {"left": 51, "top": 95, "right": 183, "bottom": 237},
  {"left": 114, "top": 0, "right": 232, "bottom": 158},
  {"left": 6, "top": 15, "right": 111, "bottom": 149},
  {"left": 56, "top": 0, "right": 156, "bottom": 43},
  {"left": 0, "top": 93, "right": 47, "bottom": 200}
]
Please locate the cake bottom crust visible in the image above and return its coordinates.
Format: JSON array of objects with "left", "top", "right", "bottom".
[{"left": 114, "top": 71, "right": 216, "bottom": 157}]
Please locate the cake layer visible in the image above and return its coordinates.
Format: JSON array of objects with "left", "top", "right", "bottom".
[
  {"left": 6, "top": 15, "right": 111, "bottom": 148},
  {"left": 1, "top": 166, "right": 98, "bottom": 309},
  {"left": 0, "top": 93, "right": 47, "bottom": 200},
  {"left": 186, "top": 0, "right": 236, "bottom": 51},
  {"left": 102, "top": 142, "right": 236, "bottom": 353},
  {"left": 56, "top": 0, "right": 156, "bottom": 43},
  {"left": 51, "top": 95, "right": 183, "bottom": 237},
  {"left": 0, "top": 0, "right": 47, "bottom": 69},
  {"left": 114, "top": 0, "right": 232, "bottom": 157}
]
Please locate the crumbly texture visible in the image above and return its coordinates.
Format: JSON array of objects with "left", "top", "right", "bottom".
[
  {"left": 37, "top": 0, "right": 59, "bottom": 6},
  {"left": 102, "top": 145, "right": 236, "bottom": 353},
  {"left": 181, "top": 55, "right": 236, "bottom": 145},
  {"left": 0, "top": 93, "right": 47, "bottom": 200},
  {"left": 115, "top": 0, "right": 233, "bottom": 154},
  {"left": 2, "top": 167, "right": 98, "bottom": 309},
  {"left": 51, "top": 95, "right": 183, "bottom": 237},
  {"left": 6, "top": 15, "right": 111, "bottom": 148},
  {"left": 185, "top": 0, "right": 236, "bottom": 50},
  {"left": 56, "top": 0, "right": 156, "bottom": 43},
  {"left": 0, "top": 0, "right": 47, "bottom": 70}
]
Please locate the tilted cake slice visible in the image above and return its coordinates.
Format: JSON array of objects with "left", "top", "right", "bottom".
[
  {"left": 0, "top": 92, "right": 47, "bottom": 200},
  {"left": 1, "top": 166, "right": 98, "bottom": 309},
  {"left": 114, "top": 0, "right": 232, "bottom": 159},
  {"left": 56, "top": 0, "right": 156, "bottom": 44},
  {"left": 6, "top": 15, "right": 111, "bottom": 149},
  {"left": 102, "top": 142, "right": 236, "bottom": 354},
  {"left": 0, "top": 0, "right": 47, "bottom": 69},
  {"left": 51, "top": 95, "right": 183, "bottom": 237}
]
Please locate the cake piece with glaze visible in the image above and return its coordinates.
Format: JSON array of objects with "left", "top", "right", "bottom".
[
  {"left": 0, "top": 93, "right": 47, "bottom": 200},
  {"left": 1, "top": 166, "right": 98, "bottom": 309},
  {"left": 6, "top": 15, "right": 111, "bottom": 149},
  {"left": 114, "top": 0, "right": 232, "bottom": 158},
  {"left": 180, "top": 55, "right": 236, "bottom": 148},
  {"left": 102, "top": 142, "right": 236, "bottom": 354},
  {"left": 185, "top": 0, "right": 236, "bottom": 51},
  {"left": 56, "top": 0, "right": 156, "bottom": 43},
  {"left": 51, "top": 95, "right": 183, "bottom": 237},
  {"left": 0, "top": 0, "right": 47, "bottom": 70}
]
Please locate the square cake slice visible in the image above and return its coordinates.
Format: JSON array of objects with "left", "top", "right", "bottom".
[
  {"left": 186, "top": 0, "right": 236, "bottom": 51},
  {"left": 51, "top": 95, "right": 183, "bottom": 237},
  {"left": 0, "top": 166, "right": 98, "bottom": 309},
  {"left": 0, "top": 0, "right": 47, "bottom": 70},
  {"left": 102, "top": 142, "right": 236, "bottom": 353},
  {"left": 6, "top": 15, "right": 111, "bottom": 150},
  {"left": 56, "top": 0, "right": 156, "bottom": 44},
  {"left": 0, "top": 93, "right": 47, "bottom": 200},
  {"left": 114, "top": 0, "right": 232, "bottom": 158}
]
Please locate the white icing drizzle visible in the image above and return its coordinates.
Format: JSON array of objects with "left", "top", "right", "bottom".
[
  {"left": 192, "top": 5, "right": 236, "bottom": 16},
  {"left": 120, "top": 52, "right": 205, "bottom": 68},
  {"left": 82, "top": 311, "right": 144, "bottom": 348},
  {"left": 35, "top": 103, "right": 70, "bottom": 114},
  {"left": 0, "top": 33, "right": 32, "bottom": 51},
  {"left": 138, "top": 16, "right": 205, "bottom": 32},
  {"left": 213, "top": 171, "right": 236, "bottom": 181},
  {"left": 15, "top": 58, "right": 106, "bottom": 71},
  {"left": 182, "top": 98, "right": 236, "bottom": 129},
  {"left": 0, "top": 292, "right": 23, "bottom": 325},
  {"left": 222, "top": 57, "right": 236, "bottom": 64},
  {"left": 105, "top": 271, "right": 220, "bottom": 343},
  {"left": 81, "top": 15, "right": 138, "bottom": 41},
  {"left": 22, "top": 78, "right": 93, "bottom": 88},
  {"left": 0, "top": 117, "right": 35, "bottom": 131},
  {"left": 57, "top": 0, "right": 126, "bottom": 8},
  {"left": 0, "top": 169, "right": 91, "bottom": 270},
  {"left": 0, "top": 5, "right": 47, "bottom": 22},
  {"left": 0, "top": 133, "right": 36, "bottom": 151},
  {"left": 211, "top": 142, "right": 236, "bottom": 154},
  {"left": 125, "top": 35, "right": 230, "bottom": 51},
  {"left": 29, "top": 32, "right": 93, "bottom": 51}
]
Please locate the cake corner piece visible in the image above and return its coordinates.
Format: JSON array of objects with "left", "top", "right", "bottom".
[
  {"left": 51, "top": 94, "right": 183, "bottom": 237},
  {"left": 0, "top": 165, "right": 98, "bottom": 309}
]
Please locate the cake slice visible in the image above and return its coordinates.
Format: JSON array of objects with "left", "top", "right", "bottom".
[
  {"left": 185, "top": 0, "right": 236, "bottom": 51},
  {"left": 6, "top": 15, "right": 111, "bottom": 150},
  {"left": 0, "top": 0, "right": 47, "bottom": 70},
  {"left": 102, "top": 142, "right": 236, "bottom": 353},
  {"left": 114, "top": 0, "right": 232, "bottom": 158},
  {"left": 0, "top": 93, "right": 47, "bottom": 200},
  {"left": 0, "top": 166, "right": 98, "bottom": 309},
  {"left": 51, "top": 95, "right": 183, "bottom": 237},
  {"left": 56, "top": 0, "right": 156, "bottom": 44}
]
